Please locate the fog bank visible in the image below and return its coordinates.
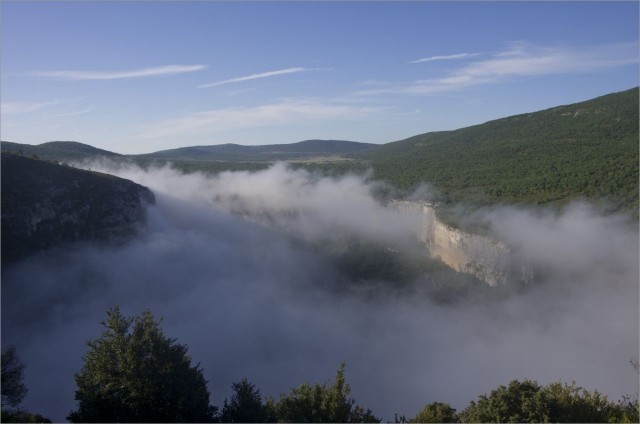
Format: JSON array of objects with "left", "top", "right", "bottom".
[{"left": 2, "top": 163, "right": 638, "bottom": 422}]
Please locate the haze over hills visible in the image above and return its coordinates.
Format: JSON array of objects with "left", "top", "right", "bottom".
[
  {"left": 2, "top": 1, "right": 638, "bottom": 422},
  {"left": 1, "top": 88, "right": 638, "bottom": 423},
  {"left": 2, "top": 87, "right": 638, "bottom": 213}
]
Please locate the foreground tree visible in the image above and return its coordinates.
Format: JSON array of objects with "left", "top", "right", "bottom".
[
  {"left": 609, "top": 358, "right": 640, "bottom": 423},
  {"left": 1, "top": 346, "right": 51, "bottom": 423},
  {"left": 411, "top": 402, "right": 457, "bottom": 423},
  {"left": 274, "top": 363, "right": 379, "bottom": 423},
  {"left": 459, "top": 380, "right": 546, "bottom": 423},
  {"left": 1, "top": 346, "right": 28, "bottom": 411},
  {"left": 67, "top": 307, "right": 215, "bottom": 423},
  {"left": 458, "top": 379, "right": 632, "bottom": 423},
  {"left": 221, "top": 378, "right": 267, "bottom": 423}
]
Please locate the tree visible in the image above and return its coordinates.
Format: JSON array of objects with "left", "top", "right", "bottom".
[
  {"left": 274, "top": 363, "right": 379, "bottom": 423},
  {"left": 221, "top": 378, "right": 267, "bottom": 423},
  {"left": 459, "top": 380, "right": 547, "bottom": 423},
  {"left": 67, "top": 306, "right": 215, "bottom": 423},
  {"left": 1, "top": 346, "right": 28, "bottom": 411},
  {"left": 610, "top": 394, "right": 640, "bottom": 423},
  {"left": 541, "top": 381, "right": 612, "bottom": 423},
  {"left": 1, "top": 346, "right": 51, "bottom": 423},
  {"left": 608, "top": 358, "right": 640, "bottom": 423},
  {"left": 458, "top": 379, "right": 625, "bottom": 423},
  {"left": 411, "top": 402, "right": 458, "bottom": 423},
  {"left": 1, "top": 410, "right": 52, "bottom": 423}
]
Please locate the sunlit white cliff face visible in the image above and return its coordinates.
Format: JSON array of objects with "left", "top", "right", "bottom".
[{"left": 391, "top": 200, "right": 533, "bottom": 286}]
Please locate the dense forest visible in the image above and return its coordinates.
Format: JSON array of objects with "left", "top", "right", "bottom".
[
  {"left": 358, "top": 88, "right": 639, "bottom": 213},
  {"left": 2, "top": 308, "right": 638, "bottom": 423}
]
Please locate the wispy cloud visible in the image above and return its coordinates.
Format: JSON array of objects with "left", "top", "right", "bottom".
[
  {"left": 47, "top": 106, "right": 93, "bottom": 118},
  {"left": 142, "top": 99, "right": 380, "bottom": 139},
  {"left": 31, "top": 65, "right": 206, "bottom": 81},
  {"left": 408, "top": 52, "right": 479, "bottom": 64},
  {"left": 359, "top": 42, "right": 638, "bottom": 96},
  {"left": 1, "top": 99, "right": 60, "bottom": 114},
  {"left": 198, "top": 67, "right": 322, "bottom": 89},
  {"left": 356, "top": 79, "right": 392, "bottom": 87}
]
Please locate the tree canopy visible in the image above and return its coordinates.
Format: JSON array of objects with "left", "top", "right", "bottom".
[
  {"left": 273, "top": 363, "right": 379, "bottom": 423},
  {"left": 1, "top": 346, "right": 28, "bottom": 411},
  {"left": 410, "top": 402, "right": 457, "bottom": 423},
  {"left": 221, "top": 378, "right": 268, "bottom": 423},
  {"left": 1, "top": 346, "right": 52, "bottom": 423},
  {"left": 67, "top": 307, "right": 215, "bottom": 423},
  {"left": 457, "top": 379, "right": 638, "bottom": 423}
]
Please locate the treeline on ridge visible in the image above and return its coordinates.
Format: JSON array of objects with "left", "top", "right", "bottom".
[{"left": 2, "top": 308, "right": 638, "bottom": 423}]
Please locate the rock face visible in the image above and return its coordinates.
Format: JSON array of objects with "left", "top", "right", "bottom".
[
  {"left": 1, "top": 154, "right": 155, "bottom": 263},
  {"left": 391, "top": 200, "right": 532, "bottom": 286}
]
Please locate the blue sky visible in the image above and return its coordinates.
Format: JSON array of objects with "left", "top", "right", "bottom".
[{"left": 1, "top": 1, "right": 638, "bottom": 154}]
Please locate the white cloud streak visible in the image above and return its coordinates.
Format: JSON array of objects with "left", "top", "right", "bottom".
[
  {"left": 142, "top": 100, "right": 380, "bottom": 139},
  {"left": 359, "top": 42, "right": 638, "bottom": 96},
  {"left": 198, "top": 67, "right": 312, "bottom": 88},
  {"left": 31, "top": 65, "right": 206, "bottom": 81},
  {"left": 47, "top": 106, "right": 93, "bottom": 119},
  {"left": 1, "top": 100, "right": 59, "bottom": 114},
  {"left": 408, "top": 52, "right": 479, "bottom": 64}
]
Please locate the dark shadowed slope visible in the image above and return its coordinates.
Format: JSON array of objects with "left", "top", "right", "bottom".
[
  {"left": 134, "top": 139, "right": 376, "bottom": 161},
  {"left": 1, "top": 153, "right": 154, "bottom": 263},
  {"left": 359, "top": 87, "right": 639, "bottom": 211}
]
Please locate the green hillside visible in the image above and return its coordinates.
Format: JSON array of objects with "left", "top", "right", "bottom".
[
  {"left": 360, "top": 87, "right": 639, "bottom": 211},
  {"left": 135, "top": 139, "right": 375, "bottom": 162}
]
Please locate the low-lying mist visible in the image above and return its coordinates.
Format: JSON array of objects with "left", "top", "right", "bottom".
[{"left": 2, "top": 162, "right": 638, "bottom": 422}]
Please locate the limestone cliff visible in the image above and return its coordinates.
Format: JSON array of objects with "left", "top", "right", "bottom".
[
  {"left": 1, "top": 153, "right": 155, "bottom": 263},
  {"left": 391, "top": 200, "right": 532, "bottom": 285}
]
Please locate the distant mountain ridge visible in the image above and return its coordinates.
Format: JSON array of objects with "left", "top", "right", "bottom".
[
  {"left": 135, "top": 139, "right": 376, "bottom": 161},
  {"left": 0, "top": 139, "right": 375, "bottom": 162}
]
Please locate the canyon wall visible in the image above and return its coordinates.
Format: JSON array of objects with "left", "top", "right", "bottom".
[{"left": 391, "top": 200, "right": 532, "bottom": 286}]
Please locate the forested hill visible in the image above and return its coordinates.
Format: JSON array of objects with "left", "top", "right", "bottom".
[
  {"left": 135, "top": 139, "right": 376, "bottom": 161},
  {"left": 359, "top": 87, "right": 639, "bottom": 211}
]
